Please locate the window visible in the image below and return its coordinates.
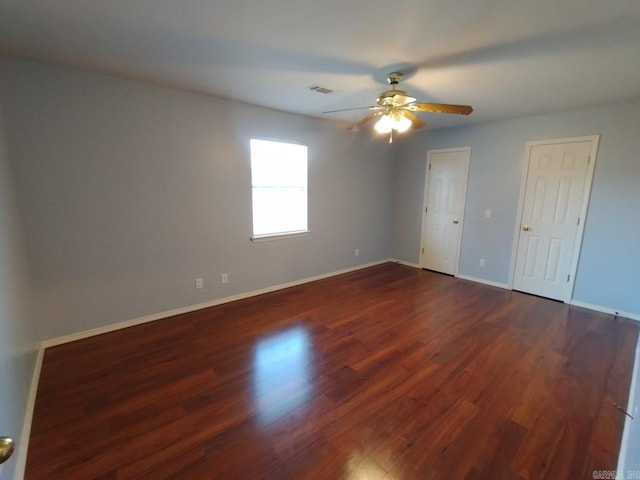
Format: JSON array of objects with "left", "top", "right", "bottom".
[{"left": 250, "top": 139, "right": 308, "bottom": 239}]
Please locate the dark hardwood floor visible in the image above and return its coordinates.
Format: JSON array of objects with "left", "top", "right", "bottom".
[{"left": 26, "top": 263, "right": 638, "bottom": 479}]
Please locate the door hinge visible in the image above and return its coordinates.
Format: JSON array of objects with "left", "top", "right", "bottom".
[
  {"left": 428, "top": 163, "right": 431, "bottom": 171},
  {"left": 577, "top": 217, "right": 580, "bottom": 226},
  {"left": 422, "top": 247, "right": 424, "bottom": 254},
  {"left": 587, "top": 155, "right": 591, "bottom": 165},
  {"left": 567, "top": 274, "right": 571, "bottom": 282},
  {"left": 425, "top": 206, "right": 428, "bottom": 213}
]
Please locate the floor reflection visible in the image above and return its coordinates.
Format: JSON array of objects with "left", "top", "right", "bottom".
[
  {"left": 253, "top": 326, "right": 312, "bottom": 424},
  {"left": 345, "top": 452, "right": 391, "bottom": 480}
]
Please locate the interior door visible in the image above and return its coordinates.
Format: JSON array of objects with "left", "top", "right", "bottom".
[
  {"left": 419, "top": 148, "right": 470, "bottom": 275},
  {"left": 512, "top": 140, "right": 593, "bottom": 300}
]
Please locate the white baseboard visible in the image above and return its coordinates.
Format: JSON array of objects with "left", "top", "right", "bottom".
[
  {"left": 389, "top": 260, "right": 511, "bottom": 289},
  {"left": 42, "top": 259, "right": 393, "bottom": 348},
  {"left": 455, "top": 273, "right": 510, "bottom": 290},
  {"left": 569, "top": 300, "right": 640, "bottom": 323},
  {"left": 394, "top": 259, "right": 420, "bottom": 269},
  {"left": 13, "top": 345, "right": 44, "bottom": 480},
  {"left": 617, "top": 336, "right": 640, "bottom": 474}
]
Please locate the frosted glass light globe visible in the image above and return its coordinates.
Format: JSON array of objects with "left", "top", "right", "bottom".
[
  {"left": 374, "top": 115, "right": 393, "bottom": 134},
  {"left": 393, "top": 114, "right": 412, "bottom": 133}
]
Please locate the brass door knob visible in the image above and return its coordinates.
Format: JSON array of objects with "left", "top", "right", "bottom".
[
  {"left": 0, "top": 437, "right": 14, "bottom": 464},
  {"left": 522, "top": 225, "right": 530, "bottom": 231},
  {"left": 453, "top": 219, "right": 459, "bottom": 224}
]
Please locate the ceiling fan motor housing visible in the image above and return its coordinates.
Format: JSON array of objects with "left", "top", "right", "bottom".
[
  {"left": 377, "top": 89, "right": 414, "bottom": 106},
  {"left": 377, "top": 72, "right": 416, "bottom": 106},
  {"left": 387, "top": 72, "right": 403, "bottom": 85}
]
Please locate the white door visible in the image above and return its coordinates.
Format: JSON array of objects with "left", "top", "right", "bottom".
[
  {"left": 419, "top": 148, "right": 470, "bottom": 275},
  {"left": 512, "top": 138, "right": 597, "bottom": 301}
]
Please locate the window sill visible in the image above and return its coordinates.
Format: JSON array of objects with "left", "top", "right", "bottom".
[{"left": 250, "top": 230, "right": 310, "bottom": 243}]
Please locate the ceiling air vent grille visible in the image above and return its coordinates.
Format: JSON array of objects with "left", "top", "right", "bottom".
[{"left": 307, "top": 85, "right": 334, "bottom": 95}]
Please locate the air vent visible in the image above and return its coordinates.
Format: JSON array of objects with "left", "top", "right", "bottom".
[{"left": 307, "top": 85, "right": 334, "bottom": 95}]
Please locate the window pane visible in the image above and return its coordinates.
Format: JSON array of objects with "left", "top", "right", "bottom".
[
  {"left": 252, "top": 187, "right": 307, "bottom": 236},
  {"left": 250, "top": 140, "right": 307, "bottom": 188},
  {"left": 250, "top": 139, "right": 308, "bottom": 237}
]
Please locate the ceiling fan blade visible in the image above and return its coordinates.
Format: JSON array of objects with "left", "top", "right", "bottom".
[
  {"left": 402, "top": 110, "right": 426, "bottom": 129},
  {"left": 406, "top": 103, "right": 473, "bottom": 115},
  {"left": 349, "top": 111, "right": 383, "bottom": 130},
  {"left": 322, "top": 106, "right": 381, "bottom": 114}
]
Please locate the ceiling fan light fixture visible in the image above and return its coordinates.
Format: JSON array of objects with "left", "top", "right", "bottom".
[
  {"left": 375, "top": 112, "right": 412, "bottom": 135},
  {"left": 331, "top": 70, "right": 473, "bottom": 134}
]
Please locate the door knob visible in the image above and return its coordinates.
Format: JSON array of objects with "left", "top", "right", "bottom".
[
  {"left": 522, "top": 225, "right": 530, "bottom": 231},
  {"left": 0, "top": 437, "right": 14, "bottom": 465},
  {"left": 453, "top": 219, "right": 459, "bottom": 224}
]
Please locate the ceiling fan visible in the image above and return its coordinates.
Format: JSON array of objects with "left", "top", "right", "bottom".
[{"left": 323, "top": 72, "right": 473, "bottom": 142}]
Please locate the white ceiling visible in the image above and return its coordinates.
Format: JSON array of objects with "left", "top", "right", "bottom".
[{"left": 2, "top": 0, "right": 640, "bottom": 129}]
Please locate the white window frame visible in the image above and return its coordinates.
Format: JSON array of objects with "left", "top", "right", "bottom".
[{"left": 249, "top": 139, "right": 309, "bottom": 242}]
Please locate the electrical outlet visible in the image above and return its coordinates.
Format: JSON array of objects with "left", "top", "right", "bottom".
[
  {"left": 479, "top": 259, "right": 486, "bottom": 268},
  {"left": 355, "top": 248, "right": 359, "bottom": 256},
  {"left": 195, "top": 278, "right": 204, "bottom": 289},
  {"left": 485, "top": 209, "right": 492, "bottom": 218},
  {"left": 221, "top": 273, "right": 229, "bottom": 284}
]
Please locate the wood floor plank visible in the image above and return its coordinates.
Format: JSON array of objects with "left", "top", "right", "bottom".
[{"left": 25, "top": 263, "right": 639, "bottom": 479}]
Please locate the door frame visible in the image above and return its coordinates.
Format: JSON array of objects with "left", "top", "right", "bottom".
[
  {"left": 507, "top": 135, "right": 600, "bottom": 302},
  {"left": 419, "top": 146, "right": 471, "bottom": 274}
]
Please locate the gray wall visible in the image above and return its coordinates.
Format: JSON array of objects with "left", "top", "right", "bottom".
[
  {"left": 0, "top": 106, "right": 37, "bottom": 480},
  {"left": 0, "top": 56, "right": 393, "bottom": 341},
  {"left": 393, "top": 99, "right": 640, "bottom": 316}
]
